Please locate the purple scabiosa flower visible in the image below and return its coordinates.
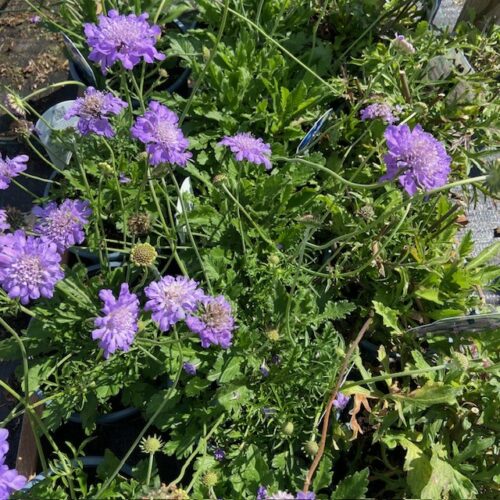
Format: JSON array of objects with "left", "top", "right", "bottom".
[
  {"left": 381, "top": 124, "right": 451, "bottom": 196},
  {"left": 186, "top": 295, "right": 235, "bottom": 349},
  {"left": 119, "top": 173, "right": 131, "bottom": 184},
  {"left": 213, "top": 448, "right": 225, "bottom": 461},
  {"left": 333, "top": 392, "right": 350, "bottom": 411},
  {"left": 360, "top": 103, "right": 397, "bottom": 124},
  {"left": 144, "top": 275, "right": 204, "bottom": 332},
  {"left": 219, "top": 132, "right": 272, "bottom": 170},
  {"left": 0, "top": 230, "right": 63, "bottom": 304},
  {"left": 260, "top": 361, "right": 270, "bottom": 377},
  {"left": 29, "top": 15, "right": 41, "bottom": 24},
  {"left": 392, "top": 34, "right": 415, "bottom": 54},
  {"left": 131, "top": 101, "right": 192, "bottom": 167},
  {"left": 0, "top": 210, "right": 9, "bottom": 233},
  {"left": 32, "top": 199, "right": 92, "bottom": 253},
  {"left": 64, "top": 87, "right": 127, "bottom": 137},
  {"left": 296, "top": 492, "right": 315, "bottom": 499},
  {"left": 0, "top": 428, "right": 26, "bottom": 499},
  {"left": 0, "top": 154, "right": 28, "bottom": 190},
  {"left": 183, "top": 362, "right": 197, "bottom": 375},
  {"left": 84, "top": 9, "right": 165, "bottom": 74},
  {"left": 92, "top": 283, "right": 139, "bottom": 358},
  {"left": 257, "top": 486, "right": 268, "bottom": 500}
]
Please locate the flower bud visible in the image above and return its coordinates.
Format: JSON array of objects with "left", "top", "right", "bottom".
[
  {"left": 281, "top": 421, "right": 294, "bottom": 436},
  {"left": 140, "top": 435, "right": 164, "bottom": 454},
  {"left": 304, "top": 440, "right": 319, "bottom": 456}
]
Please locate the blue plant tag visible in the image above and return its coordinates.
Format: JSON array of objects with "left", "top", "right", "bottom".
[
  {"left": 296, "top": 108, "right": 334, "bottom": 155},
  {"left": 407, "top": 313, "right": 500, "bottom": 336},
  {"left": 62, "top": 33, "right": 97, "bottom": 87}
]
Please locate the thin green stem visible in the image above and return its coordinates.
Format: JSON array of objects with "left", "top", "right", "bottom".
[
  {"left": 95, "top": 329, "right": 184, "bottom": 498},
  {"left": 179, "top": 0, "right": 229, "bottom": 125}
]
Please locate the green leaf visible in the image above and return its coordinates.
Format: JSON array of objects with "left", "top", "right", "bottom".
[
  {"left": 373, "top": 301, "right": 402, "bottom": 334},
  {"left": 313, "top": 456, "right": 332, "bottom": 492},
  {"left": 392, "top": 381, "right": 460, "bottom": 408},
  {"left": 96, "top": 449, "right": 121, "bottom": 481},
  {"left": 420, "top": 451, "right": 477, "bottom": 499},
  {"left": 331, "top": 467, "right": 369, "bottom": 499},
  {"left": 414, "top": 287, "right": 443, "bottom": 305},
  {"left": 466, "top": 242, "right": 500, "bottom": 269}
]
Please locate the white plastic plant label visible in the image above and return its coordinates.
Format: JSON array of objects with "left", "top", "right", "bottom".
[
  {"left": 175, "top": 176, "right": 194, "bottom": 243},
  {"left": 35, "top": 100, "right": 78, "bottom": 170}
]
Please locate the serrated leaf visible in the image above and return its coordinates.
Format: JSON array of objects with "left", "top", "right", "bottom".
[
  {"left": 414, "top": 287, "right": 443, "bottom": 305},
  {"left": 313, "top": 456, "right": 332, "bottom": 491},
  {"left": 392, "top": 381, "right": 460, "bottom": 408},
  {"left": 373, "top": 301, "right": 402, "bottom": 334},
  {"left": 421, "top": 451, "right": 477, "bottom": 499},
  {"left": 331, "top": 467, "right": 369, "bottom": 499}
]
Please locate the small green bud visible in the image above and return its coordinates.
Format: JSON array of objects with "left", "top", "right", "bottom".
[
  {"left": 97, "top": 162, "right": 114, "bottom": 176},
  {"left": 268, "top": 254, "right": 280, "bottom": 266},
  {"left": 212, "top": 173, "right": 227, "bottom": 184},
  {"left": 202, "top": 471, "right": 218, "bottom": 487},
  {"left": 304, "top": 440, "right": 319, "bottom": 456},
  {"left": 281, "top": 421, "right": 294, "bottom": 436},
  {"left": 159, "top": 68, "right": 169, "bottom": 79}
]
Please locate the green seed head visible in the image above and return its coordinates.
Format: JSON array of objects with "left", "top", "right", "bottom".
[
  {"left": 140, "top": 434, "right": 164, "bottom": 454},
  {"left": 202, "top": 471, "right": 218, "bottom": 488},
  {"left": 131, "top": 243, "right": 157, "bottom": 267},
  {"left": 266, "top": 329, "right": 280, "bottom": 342}
]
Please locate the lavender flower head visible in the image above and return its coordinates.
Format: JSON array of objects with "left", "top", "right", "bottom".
[
  {"left": 0, "top": 230, "right": 63, "bottom": 304},
  {"left": 131, "top": 101, "right": 192, "bottom": 167},
  {"left": 186, "top": 295, "right": 235, "bottom": 349},
  {"left": 219, "top": 133, "right": 272, "bottom": 170},
  {"left": 381, "top": 124, "right": 451, "bottom": 196},
  {"left": 32, "top": 199, "right": 92, "bottom": 253},
  {"left": 360, "top": 103, "right": 397, "bottom": 124},
  {"left": 392, "top": 34, "right": 415, "bottom": 54},
  {"left": 0, "top": 154, "right": 28, "bottom": 190},
  {"left": 84, "top": 9, "right": 165, "bottom": 74},
  {"left": 144, "top": 275, "right": 204, "bottom": 332},
  {"left": 29, "top": 15, "right": 41, "bottom": 24},
  {"left": 296, "top": 492, "right": 316, "bottom": 500},
  {"left": 257, "top": 486, "right": 268, "bottom": 500},
  {"left": 119, "top": 173, "right": 131, "bottom": 184},
  {"left": 333, "top": 392, "right": 350, "bottom": 411},
  {"left": 0, "top": 210, "right": 9, "bottom": 233},
  {"left": 92, "top": 283, "right": 139, "bottom": 358},
  {"left": 183, "top": 362, "right": 197, "bottom": 375},
  {"left": 0, "top": 428, "right": 26, "bottom": 499},
  {"left": 64, "top": 87, "right": 127, "bottom": 137},
  {"left": 213, "top": 448, "right": 225, "bottom": 461}
]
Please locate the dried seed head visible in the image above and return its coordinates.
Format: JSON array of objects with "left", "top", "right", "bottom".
[
  {"left": 128, "top": 212, "right": 151, "bottom": 235},
  {"left": 10, "top": 119, "right": 34, "bottom": 139},
  {"left": 142, "top": 483, "right": 189, "bottom": 500},
  {"left": 212, "top": 173, "right": 227, "bottom": 184},
  {"left": 4, "top": 206, "right": 25, "bottom": 230},
  {"left": 4, "top": 94, "right": 26, "bottom": 118},
  {"left": 131, "top": 242, "right": 157, "bottom": 267},
  {"left": 358, "top": 205, "right": 375, "bottom": 221}
]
